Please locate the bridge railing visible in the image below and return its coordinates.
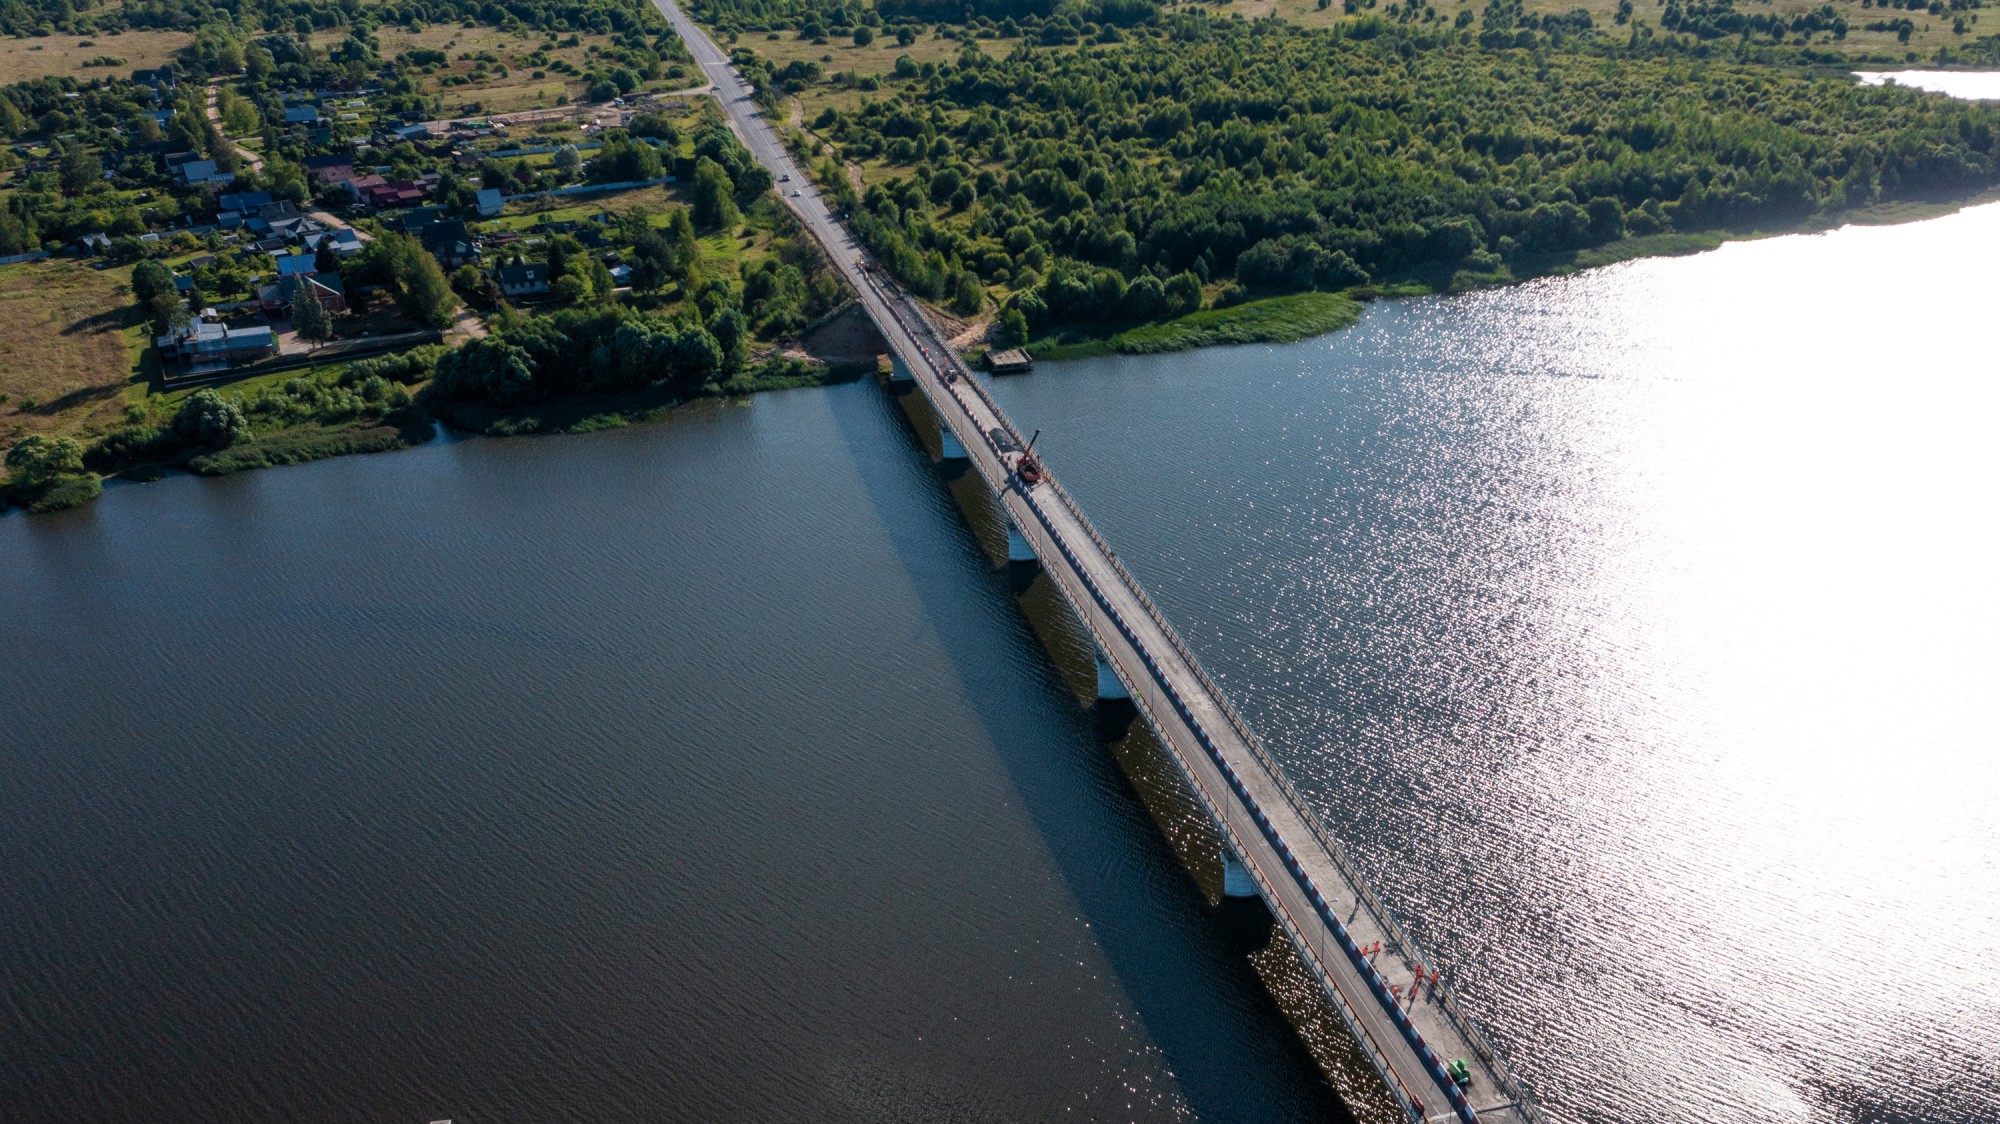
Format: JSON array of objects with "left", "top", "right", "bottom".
[{"left": 860, "top": 267, "right": 1544, "bottom": 1122}]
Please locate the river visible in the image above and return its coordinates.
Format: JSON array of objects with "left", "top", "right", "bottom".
[{"left": 3, "top": 203, "right": 1996, "bottom": 1123}]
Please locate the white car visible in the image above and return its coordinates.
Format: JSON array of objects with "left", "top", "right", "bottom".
[{"left": 791, "top": 189, "right": 802, "bottom": 197}]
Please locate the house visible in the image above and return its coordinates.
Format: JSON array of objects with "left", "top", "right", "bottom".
[
  {"left": 498, "top": 262, "right": 549, "bottom": 297},
  {"left": 419, "top": 220, "right": 479, "bottom": 267},
  {"left": 218, "top": 189, "right": 274, "bottom": 214},
  {"left": 301, "top": 228, "right": 363, "bottom": 258},
  {"left": 273, "top": 253, "right": 318, "bottom": 277},
  {"left": 177, "top": 159, "right": 228, "bottom": 185},
  {"left": 78, "top": 232, "right": 111, "bottom": 253},
  {"left": 359, "top": 179, "right": 427, "bottom": 209},
  {"left": 303, "top": 154, "right": 354, "bottom": 186},
  {"left": 475, "top": 187, "right": 504, "bottom": 216},
  {"left": 156, "top": 321, "right": 276, "bottom": 369},
  {"left": 388, "top": 123, "right": 433, "bottom": 143},
  {"left": 132, "top": 67, "right": 176, "bottom": 91},
  {"left": 251, "top": 201, "right": 314, "bottom": 241},
  {"left": 173, "top": 273, "right": 196, "bottom": 294},
  {"left": 258, "top": 271, "right": 347, "bottom": 314},
  {"left": 283, "top": 106, "right": 320, "bottom": 125}
]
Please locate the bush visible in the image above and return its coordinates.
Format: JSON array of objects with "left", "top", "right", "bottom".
[
  {"left": 27, "top": 472, "right": 101, "bottom": 513},
  {"left": 174, "top": 389, "right": 251, "bottom": 448}
]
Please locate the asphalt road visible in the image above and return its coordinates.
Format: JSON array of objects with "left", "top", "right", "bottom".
[{"left": 643, "top": 3, "right": 1540, "bottom": 1120}]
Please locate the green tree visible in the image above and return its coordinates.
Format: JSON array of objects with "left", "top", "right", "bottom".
[
  {"left": 58, "top": 143, "right": 101, "bottom": 197},
  {"left": 4, "top": 435, "right": 85, "bottom": 485},
  {"left": 131, "top": 259, "right": 175, "bottom": 306},
  {"left": 853, "top": 24, "right": 875, "bottom": 45},
  {"left": 691, "top": 157, "right": 738, "bottom": 231},
  {"left": 400, "top": 248, "right": 458, "bottom": 329},
  {"left": 585, "top": 259, "right": 616, "bottom": 304},
  {"left": 291, "top": 278, "right": 334, "bottom": 347},
  {"left": 174, "top": 389, "right": 250, "bottom": 448},
  {"left": 552, "top": 273, "right": 588, "bottom": 306},
  {"left": 997, "top": 306, "right": 1030, "bottom": 347},
  {"left": 949, "top": 271, "right": 985, "bottom": 316},
  {"left": 668, "top": 208, "right": 702, "bottom": 275}
]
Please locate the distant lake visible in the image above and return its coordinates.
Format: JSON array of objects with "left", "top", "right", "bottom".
[{"left": 1855, "top": 68, "right": 2000, "bottom": 98}]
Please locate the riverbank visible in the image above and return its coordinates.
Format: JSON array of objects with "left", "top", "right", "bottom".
[
  {"left": 0, "top": 354, "right": 866, "bottom": 517},
  {"left": 1023, "top": 292, "right": 1368, "bottom": 362},
  {"left": 1010, "top": 186, "right": 2000, "bottom": 365}
]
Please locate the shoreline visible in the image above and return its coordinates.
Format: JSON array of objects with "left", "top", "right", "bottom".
[
  {"left": 1005, "top": 187, "right": 2000, "bottom": 364},
  {"left": 9, "top": 191, "right": 1999, "bottom": 517}
]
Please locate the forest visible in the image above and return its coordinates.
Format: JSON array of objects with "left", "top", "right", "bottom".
[{"left": 709, "top": 1, "right": 2000, "bottom": 339}]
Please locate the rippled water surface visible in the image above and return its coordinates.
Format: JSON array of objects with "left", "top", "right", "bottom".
[
  {"left": 0, "top": 388, "right": 1346, "bottom": 1123},
  {"left": 6, "top": 207, "right": 1998, "bottom": 1124},
  {"left": 984, "top": 204, "right": 2000, "bottom": 1124}
]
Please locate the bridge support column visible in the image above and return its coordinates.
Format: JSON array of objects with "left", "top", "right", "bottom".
[
  {"left": 1094, "top": 649, "right": 1129, "bottom": 701},
  {"left": 1005, "top": 519, "right": 1037, "bottom": 566},
  {"left": 1221, "top": 846, "right": 1259, "bottom": 898},
  {"left": 887, "top": 354, "right": 915, "bottom": 384},
  {"left": 939, "top": 426, "right": 968, "bottom": 461}
]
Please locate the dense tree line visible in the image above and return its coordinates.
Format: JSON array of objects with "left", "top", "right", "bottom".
[
  {"left": 2, "top": 0, "right": 672, "bottom": 40},
  {"left": 776, "top": 13, "right": 2000, "bottom": 331}
]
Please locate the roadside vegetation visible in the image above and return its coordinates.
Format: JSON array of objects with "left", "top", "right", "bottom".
[
  {"left": 0, "top": 0, "right": 861, "bottom": 514},
  {"left": 710, "top": 0, "right": 2000, "bottom": 354}
]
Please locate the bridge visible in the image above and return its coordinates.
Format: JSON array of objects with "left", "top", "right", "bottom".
[{"left": 649, "top": 3, "right": 1544, "bottom": 1119}]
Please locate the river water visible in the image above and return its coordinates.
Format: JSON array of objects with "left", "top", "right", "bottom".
[
  {"left": 983, "top": 202, "right": 2000, "bottom": 1124},
  {"left": 4, "top": 204, "right": 1997, "bottom": 1124}
]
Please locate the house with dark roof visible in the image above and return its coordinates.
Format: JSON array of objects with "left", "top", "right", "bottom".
[
  {"left": 132, "top": 67, "right": 176, "bottom": 91},
  {"left": 258, "top": 271, "right": 347, "bottom": 314},
  {"left": 419, "top": 220, "right": 480, "bottom": 268},
  {"left": 283, "top": 106, "right": 320, "bottom": 125},
  {"left": 273, "top": 253, "right": 318, "bottom": 277},
  {"left": 302, "top": 154, "right": 355, "bottom": 187},
  {"left": 475, "top": 187, "right": 504, "bottom": 216},
  {"left": 498, "top": 262, "right": 549, "bottom": 297},
  {"left": 177, "top": 159, "right": 227, "bottom": 185},
  {"left": 218, "top": 190, "right": 274, "bottom": 214}
]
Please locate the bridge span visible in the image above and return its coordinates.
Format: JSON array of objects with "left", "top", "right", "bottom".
[{"left": 650, "top": 2, "right": 1543, "bottom": 1118}]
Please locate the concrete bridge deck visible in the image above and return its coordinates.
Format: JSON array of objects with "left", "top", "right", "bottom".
[{"left": 649, "top": 2, "right": 1544, "bottom": 1118}]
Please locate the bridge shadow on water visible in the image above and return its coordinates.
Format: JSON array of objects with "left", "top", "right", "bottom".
[{"left": 823, "top": 380, "right": 1356, "bottom": 1124}]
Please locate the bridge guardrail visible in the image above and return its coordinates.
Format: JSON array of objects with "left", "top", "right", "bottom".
[{"left": 857, "top": 266, "right": 1543, "bottom": 1123}]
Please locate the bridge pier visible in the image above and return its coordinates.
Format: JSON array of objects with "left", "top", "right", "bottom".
[
  {"left": 1221, "top": 846, "right": 1260, "bottom": 898},
  {"left": 887, "top": 354, "right": 915, "bottom": 385}
]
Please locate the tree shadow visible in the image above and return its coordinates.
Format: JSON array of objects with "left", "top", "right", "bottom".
[
  {"left": 24, "top": 381, "right": 125, "bottom": 416},
  {"left": 62, "top": 307, "right": 131, "bottom": 337}
]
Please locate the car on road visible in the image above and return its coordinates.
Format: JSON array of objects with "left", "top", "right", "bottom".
[
  {"left": 791, "top": 189, "right": 802, "bottom": 197},
  {"left": 779, "top": 173, "right": 789, "bottom": 181}
]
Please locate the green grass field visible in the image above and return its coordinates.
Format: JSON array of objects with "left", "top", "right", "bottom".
[{"left": 1027, "top": 292, "right": 1367, "bottom": 361}]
